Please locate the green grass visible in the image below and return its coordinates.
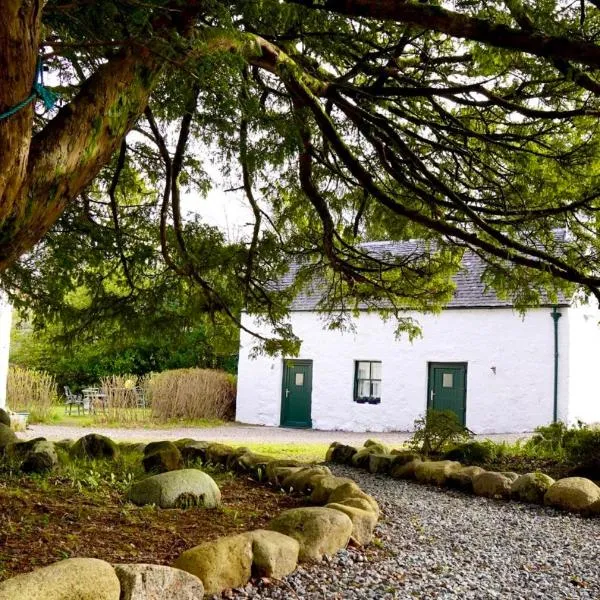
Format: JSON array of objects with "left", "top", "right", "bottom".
[
  {"left": 229, "top": 442, "right": 330, "bottom": 463},
  {"left": 39, "top": 405, "right": 226, "bottom": 429}
]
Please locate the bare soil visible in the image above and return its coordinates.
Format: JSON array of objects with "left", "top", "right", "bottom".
[{"left": 0, "top": 473, "right": 306, "bottom": 581}]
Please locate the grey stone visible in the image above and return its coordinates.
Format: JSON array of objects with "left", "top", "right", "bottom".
[
  {"left": 128, "top": 468, "right": 221, "bottom": 508},
  {"left": 114, "top": 563, "right": 204, "bottom": 600}
]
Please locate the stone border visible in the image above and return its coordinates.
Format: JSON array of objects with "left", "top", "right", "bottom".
[
  {"left": 0, "top": 436, "right": 380, "bottom": 599},
  {"left": 326, "top": 440, "right": 600, "bottom": 517}
]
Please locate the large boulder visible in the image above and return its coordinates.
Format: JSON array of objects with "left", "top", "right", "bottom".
[
  {"left": 472, "top": 471, "right": 513, "bottom": 499},
  {"left": 390, "top": 458, "right": 422, "bottom": 480},
  {"left": 446, "top": 466, "right": 486, "bottom": 493},
  {"left": 235, "top": 452, "right": 273, "bottom": 477},
  {"left": 544, "top": 477, "right": 600, "bottom": 513},
  {"left": 0, "top": 408, "right": 10, "bottom": 427},
  {"left": 352, "top": 445, "right": 387, "bottom": 468},
  {"left": 245, "top": 529, "right": 300, "bottom": 579},
  {"left": 511, "top": 472, "right": 555, "bottom": 504},
  {"left": 114, "top": 564, "right": 204, "bottom": 600},
  {"left": 265, "top": 459, "right": 305, "bottom": 484},
  {"left": 269, "top": 506, "right": 353, "bottom": 562},
  {"left": 6, "top": 437, "right": 47, "bottom": 458},
  {"left": 364, "top": 439, "right": 390, "bottom": 453},
  {"left": 0, "top": 558, "right": 120, "bottom": 600},
  {"left": 71, "top": 434, "right": 119, "bottom": 460},
  {"left": 21, "top": 440, "right": 58, "bottom": 474},
  {"left": 309, "top": 475, "right": 358, "bottom": 505},
  {"left": 142, "top": 442, "right": 183, "bottom": 473},
  {"left": 325, "top": 502, "right": 378, "bottom": 545},
  {"left": 0, "top": 423, "right": 17, "bottom": 451},
  {"left": 128, "top": 469, "right": 221, "bottom": 508},
  {"left": 414, "top": 460, "right": 462, "bottom": 486},
  {"left": 174, "top": 533, "right": 253, "bottom": 596}
]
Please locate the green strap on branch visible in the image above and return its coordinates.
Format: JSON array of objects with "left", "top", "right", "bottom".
[{"left": 0, "top": 58, "right": 58, "bottom": 121}]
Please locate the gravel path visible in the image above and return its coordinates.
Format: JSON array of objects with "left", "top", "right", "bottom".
[
  {"left": 22, "top": 423, "right": 531, "bottom": 446},
  {"left": 232, "top": 466, "right": 600, "bottom": 600}
]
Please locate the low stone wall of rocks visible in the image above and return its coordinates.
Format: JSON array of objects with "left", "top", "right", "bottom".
[
  {"left": 326, "top": 440, "right": 600, "bottom": 517},
  {"left": 0, "top": 433, "right": 380, "bottom": 600}
]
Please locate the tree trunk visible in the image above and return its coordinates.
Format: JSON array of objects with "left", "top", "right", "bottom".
[{"left": 0, "top": 0, "right": 41, "bottom": 224}]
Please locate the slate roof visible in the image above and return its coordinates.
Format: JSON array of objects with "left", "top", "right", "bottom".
[{"left": 285, "top": 240, "right": 570, "bottom": 311}]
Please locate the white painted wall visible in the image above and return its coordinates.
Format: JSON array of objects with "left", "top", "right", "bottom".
[
  {"left": 0, "top": 294, "right": 12, "bottom": 409},
  {"left": 237, "top": 307, "right": 568, "bottom": 433},
  {"left": 566, "top": 300, "right": 600, "bottom": 426}
]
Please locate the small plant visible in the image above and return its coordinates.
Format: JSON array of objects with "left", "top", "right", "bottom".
[{"left": 408, "top": 409, "right": 473, "bottom": 456}]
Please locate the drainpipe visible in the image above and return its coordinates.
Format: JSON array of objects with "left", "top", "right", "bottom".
[{"left": 551, "top": 306, "right": 562, "bottom": 423}]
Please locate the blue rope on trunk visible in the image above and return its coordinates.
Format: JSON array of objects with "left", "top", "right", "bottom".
[{"left": 0, "top": 58, "right": 58, "bottom": 121}]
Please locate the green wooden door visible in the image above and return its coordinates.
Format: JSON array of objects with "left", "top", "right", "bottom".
[
  {"left": 281, "top": 360, "right": 313, "bottom": 428},
  {"left": 428, "top": 363, "right": 467, "bottom": 426}
]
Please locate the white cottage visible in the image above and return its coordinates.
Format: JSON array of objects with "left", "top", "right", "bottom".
[
  {"left": 236, "top": 242, "right": 600, "bottom": 434},
  {"left": 0, "top": 293, "right": 11, "bottom": 409}
]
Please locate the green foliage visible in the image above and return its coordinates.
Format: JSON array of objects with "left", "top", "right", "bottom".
[
  {"left": 408, "top": 409, "right": 474, "bottom": 456},
  {"left": 526, "top": 421, "right": 600, "bottom": 464},
  {"left": 443, "top": 440, "right": 498, "bottom": 463},
  {"left": 10, "top": 318, "right": 237, "bottom": 391}
]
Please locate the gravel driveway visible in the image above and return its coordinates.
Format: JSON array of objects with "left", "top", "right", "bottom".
[
  {"left": 233, "top": 466, "right": 600, "bottom": 600},
  {"left": 22, "top": 423, "right": 531, "bottom": 446}
]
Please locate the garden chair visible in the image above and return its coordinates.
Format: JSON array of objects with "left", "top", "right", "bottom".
[
  {"left": 63, "top": 386, "right": 83, "bottom": 415},
  {"left": 134, "top": 386, "right": 147, "bottom": 409}
]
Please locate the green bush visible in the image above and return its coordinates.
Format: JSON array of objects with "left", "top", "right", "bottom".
[
  {"left": 526, "top": 421, "right": 600, "bottom": 464},
  {"left": 408, "top": 409, "right": 474, "bottom": 456},
  {"left": 444, "top": 440, "right": 497, "bottom": 464}
]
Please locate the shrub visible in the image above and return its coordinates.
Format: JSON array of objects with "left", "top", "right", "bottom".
[
  {"left": 526, "top": 421, "right": 600, "bottom": 464},
  {"left": 444, "top": 440, "right": 497, "bottom": 464},
  {"left": 6, "top": 366, "right": 58, "bottom": 422},
  {"left": 408, "top": 409, "right": 473, "bottom": 456},
  {"left": 148, "top": 368, "right": 236, "bottom": 422}
]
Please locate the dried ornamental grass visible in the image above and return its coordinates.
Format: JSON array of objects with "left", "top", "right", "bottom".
[
  {"left": 148, "top": 368, "right": 235, "bottom": 421},
  {"left": 6, "top": 366, "right": 57, "bottom": 422}
]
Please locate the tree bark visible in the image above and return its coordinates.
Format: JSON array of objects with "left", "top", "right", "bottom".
[{"left": 0, "top": 0, "right": 41, "bottom": 223}]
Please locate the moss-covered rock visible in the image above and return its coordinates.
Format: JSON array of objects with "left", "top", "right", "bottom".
[
  {"left": 325, "top": 502, "right": 378, "bottom": 546},
  {"left": 510, "top": 472, "right": 555, "bottom": 504},
  {"left": 180, "top": 441, "right": 210, "bottom": 464},
  {"left": 0, "top": 408, "right": 10, "bottom": 427},
  {"left": 0, "top": 423, "right": 17, "bottom": 451},
  {"left": 265, "top": 459, "right": 305, "bottom": 484},
  {"left": 414, "top": 460, "right": 462, "bottom": 486},
  {"left": 325, "top": 442, "right": 340, "bottom": 462},
  {"left": 205, "top": 443, "right": 236, "bottom": 466},
  {"left": 368, "top": 453, "right": 395, "bottom": 474},
  {"left": 310, "top": 475, "right": 358, "bottom": 505},
  {"left": 173, "top": 438, "right": 198, "bottom": 449},
  {"left": 6, "top": 437, "right": 47, "bottom": 458},
  {"left": 472, "top": 471, "right": 513, "bottom": 499},
  {"left": 245, "top": 529, "right": 300, "bottom": 579},
  {"left": 0, "top": 558, "right": 120, "bottom": 600},
  {"left": 71, "top": 434, "right": 119, "bottom": 460},
  {"left": 54, "top": 439, "right": 74, "bottom": 452},
  {"left": 544, "top": 477, "right": 600, "bottom": 513},
  {"left": 446, "top": 466, "right": 486, "bottom": 492},
  {"left": 390, "top": 458, "right": 422, "bottom": 480},
  {"left": 364, "top": 439, "right": 390, "bottom": 453},
  {"left": 226, "top": 447, "right": 252, "bottom": 471},
  {"left": 21, "top": 441, "right": 58, "bottom": 474},
  {"left": 174, "top": 533, "right": 253, "bottom": 596},
  {"left": 390, "top": 450, "right": 421, "bottom": 465},
  {"left": 329, "top": 444, "right": 358, "bottom": 465},
  {"left": 269, "top": 507, "right": 352, "bottom": 562},
  {"left": 282, "top": 466, "right": 331, "bottom": 494},
  {"left": 235, "top": 452, "right": 272, "bottom": 477},
  {"left": 142, "top": 442, "right": 183, "bottom": 474},
  {"left": 327, "top": 482, "right": 380, "bottom": 516},
  {"left": 128, "top": 468, "right": 221, "bottom": 509}
]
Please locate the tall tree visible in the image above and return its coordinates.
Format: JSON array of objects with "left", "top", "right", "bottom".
[{"left": 2, "top": 1, "right": 600, "bottom": 350}]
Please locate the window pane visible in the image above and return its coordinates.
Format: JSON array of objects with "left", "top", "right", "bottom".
[
  {"left": 443, "top": 373, "right": 453, "bottom": 388},
  {"left": 295, "top": 373, "right": 304, "bottom": 386},
  {"left": 371, "top": 362, "right": 382, "bottom": 380},
  {"left": 357, "top": 362, "right": 370, "bottom": 380},
  {"left": 371, "top": 380, "right": 381, "bottom": 398},
  {"left": 357, "top": 380, "right": 371, "bottom": 397}
]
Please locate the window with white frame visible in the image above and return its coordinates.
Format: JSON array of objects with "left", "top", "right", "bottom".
[{"left": 354, "top": 361, "right": 381, "bottom": 404}]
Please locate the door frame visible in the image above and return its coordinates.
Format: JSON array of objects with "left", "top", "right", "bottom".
[
  {"left": 280, "top": 359, "right": 313, "bottom": 428},
  {"left": 427, "top": 362, "right": 468, "bottom": 425}
]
